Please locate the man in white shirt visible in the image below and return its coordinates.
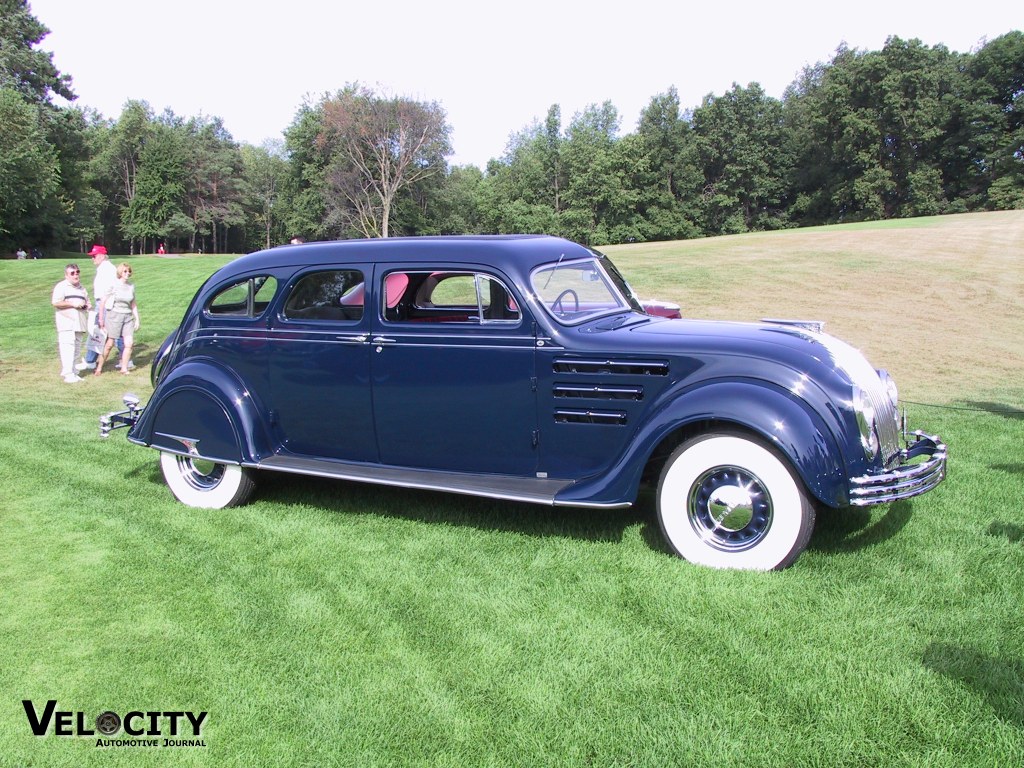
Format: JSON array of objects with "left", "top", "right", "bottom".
[
  {"left": 78, "top": 244, "right": 130, "bottom": 370},
  {"left": 51, "top": 264, "right": 90, "bottom": 383}
]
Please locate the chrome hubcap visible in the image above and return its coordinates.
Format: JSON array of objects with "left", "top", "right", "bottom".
[
  {"left": 176, "top": 456, "right": 225, "bottom": 492},
  {"left": 688, "top": 466, "right": 773, "bottom": 552}
]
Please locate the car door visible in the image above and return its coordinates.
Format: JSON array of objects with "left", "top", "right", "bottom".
[
  {"left": 267, "top": 266, "right": 378, "bottom": 463},
  {"left": 369, "top": 267, "right": 539, "bottom": 476}
]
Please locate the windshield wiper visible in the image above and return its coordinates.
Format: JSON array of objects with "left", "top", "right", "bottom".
[{"left": 541, "top": 252, "right": 565, "bottom": 291}]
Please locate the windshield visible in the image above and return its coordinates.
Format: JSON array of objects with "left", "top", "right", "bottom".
[{"left": 531, "top": 255, "right": 644, "bottom": 325}]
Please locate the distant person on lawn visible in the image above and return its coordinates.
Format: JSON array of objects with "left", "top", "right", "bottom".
[
  {"left": 51, "top": 263, "right": 91, "bottom": 383},
  {"left": 95, "top": 263, "right": 140, "bottom": 376}
]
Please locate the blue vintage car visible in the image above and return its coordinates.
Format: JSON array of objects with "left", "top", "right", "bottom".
[{"left": 102, "top": 235, "right": 946, "bottom": 570}]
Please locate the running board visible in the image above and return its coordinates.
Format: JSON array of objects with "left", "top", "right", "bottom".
[{"left": 255, "top": 454, "right": 580, "bottom": 507}]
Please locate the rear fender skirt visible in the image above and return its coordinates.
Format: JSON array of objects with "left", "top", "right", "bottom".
[{"left": 127, "top": 359, "right": 272, "bottom": 464}]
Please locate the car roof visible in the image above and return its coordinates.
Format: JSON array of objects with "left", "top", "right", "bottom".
[{"left": 212, "top": 235, "right": 598, "bottom": 283}]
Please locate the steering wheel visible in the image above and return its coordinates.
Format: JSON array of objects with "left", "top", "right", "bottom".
[{"left": 552, "top": 289, "right": 580, "bottom": 314}]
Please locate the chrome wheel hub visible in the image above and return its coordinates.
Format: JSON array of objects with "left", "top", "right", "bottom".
[
  {"left": 176, "top": 456, "right": 225, "bottom": 492},
  {"left": 688, "top": 467, "right": 773, "bottom": 552}
]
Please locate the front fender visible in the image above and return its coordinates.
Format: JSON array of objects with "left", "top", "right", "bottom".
[
  {"left": 555, "top": 379, "right": 850, "bottom": 509},
  {"left": 127, "top": 358, "right": 272, "bottom": 464}
]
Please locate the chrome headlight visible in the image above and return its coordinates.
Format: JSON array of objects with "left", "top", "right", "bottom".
[{"left": 853, "top": 386, "right": 880, "bottom": 460}]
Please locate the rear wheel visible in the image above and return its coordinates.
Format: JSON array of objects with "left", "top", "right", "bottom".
[
  {"left": 159, "top": 451, "right": 255, "bottom": 509},
  {"left": 657, "top": 433, "right": 815, "bottom": 570}
]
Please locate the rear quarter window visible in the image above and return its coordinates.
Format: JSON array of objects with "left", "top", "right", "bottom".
[{"left": 207, "top": 276, "right": 278, "bottom": 318}]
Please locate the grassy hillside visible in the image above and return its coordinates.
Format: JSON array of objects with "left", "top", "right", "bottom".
[
  {"left": 0, "top": 212, "right": 1021, "bottom": 767},
  {"left": 606, "top": 209, "right": 1024, "bottom": 405}
]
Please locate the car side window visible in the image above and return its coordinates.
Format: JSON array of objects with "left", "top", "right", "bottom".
[
  {"left": 207, "top": 276, "right": 278, "bottom": 318},
  {"left": 252, "top": 276, "right": 278, "bottom": 314},
  {"left": 283, "top": 270, "right": 365, "bottom": 321},
  {"left": 383, "top": 270, "right": 521, "bottom": 324}
]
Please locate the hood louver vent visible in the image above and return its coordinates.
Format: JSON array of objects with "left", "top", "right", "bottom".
[
  {"left": 553, "top": 384, "right": 643, "bottom": 401},
  {"left": 553, "top": 358, "right": 668, "bottom": 376},
  {"left": 554, "top": 409, "right": 628, "bottom": 426}
]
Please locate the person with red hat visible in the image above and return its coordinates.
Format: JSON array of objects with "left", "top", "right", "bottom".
[{"left": 77, "top": 244, "right": 130, "bottom": 371}]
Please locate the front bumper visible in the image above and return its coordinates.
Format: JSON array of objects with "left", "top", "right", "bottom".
[{"left": 849, "top": 431, "right": 947, "bottom": 506}]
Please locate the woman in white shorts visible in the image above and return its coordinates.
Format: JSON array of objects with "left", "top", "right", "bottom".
[{"left": 95, "top": 263, "right": 140, "bottom": 375}]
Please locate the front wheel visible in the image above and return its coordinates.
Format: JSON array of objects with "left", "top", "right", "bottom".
[
  {"left": 159, "top": 451, "right": 255, "bottom": 509},
  {"left": 657, "top": 433, "right": 815, "bottom": 570}
]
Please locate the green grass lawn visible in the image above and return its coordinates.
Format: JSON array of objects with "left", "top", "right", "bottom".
[{"left": 1, "top": 215, "right": 1022, "bottom": 766}]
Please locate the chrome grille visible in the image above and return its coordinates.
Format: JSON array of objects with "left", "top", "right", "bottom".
[{"left": 866, "top": 383, "right": 901, "bottom": 467}]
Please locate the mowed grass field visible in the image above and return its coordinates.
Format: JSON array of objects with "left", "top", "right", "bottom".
[{"left": 1, "top": 211, "right": 1022, "bottom": 766}]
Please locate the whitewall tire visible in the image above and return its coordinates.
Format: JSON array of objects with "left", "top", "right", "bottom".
[
  {"left": 159, "top": 451, "right": 255, "bottom": 509},
  {"left": 657, "top": 433, "right": 815, "bottom": 570}
]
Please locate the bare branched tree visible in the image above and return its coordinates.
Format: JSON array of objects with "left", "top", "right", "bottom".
[{"left": 320, "top": 85, "right": 451, "bottom": 238}]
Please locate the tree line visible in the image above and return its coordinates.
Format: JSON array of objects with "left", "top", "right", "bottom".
[{"left": 1, "top": 0, "right": 1021, "bottom": 255}]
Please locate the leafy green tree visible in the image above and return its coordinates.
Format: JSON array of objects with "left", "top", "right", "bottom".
[
  {"left": 0, "top": 88, "right": 59, "bottom": 244},
  {"left": 872, "top": 38, "right": 960, "bottom": 216},
  {"left": 4, "top": 1, "right": 1022, "bottom": 252},
  {"left": 0, "top": 0, "right": 73, "bottom": 104},
  {"left": 80, "top": 116, "right": 126, "bottom": 249},
  {"left": 939, "top": 72, "right": 1003, "bottom": 210},
  {"left": 785, "top": 38, "right": 962, "bottom": 223},
  {"left": 0, "top": 0, "right": 77, "bottom": 251},
  {"left": 539, "top": 105, "right": 566, "bottom": 217},
  {"left": 98, "top": 100, "right": 154, "bottom": 250},
  {"left": 560, "top": 101, "right": 634, "bottom": 244},
  {"left": 37, "top": 105, "right": 102, "bottom": 249},
  {"left": 122, "top": 119, "right": 187, "bottom": 250},
  {"left": 425, "top": 164, "right": 485, "bottom": 234},
  {"left": 692, "top": 83, "right": 790, "bottom": 234},
  {"left": 781, "top": 63, "right": 830, "bottom": 224},
  {"left": 240, "top": 141, "right": 290, "bottom": 250},
  {"left": 963, "top": 32, "right": 1024, "bottom": 209},
  {"left": 477, "top": 110, "right": 565, "bottom": 235},
  {"left": 183, "top": 116, "right": 245, "bottom": 253},
  {"left": 282, "top": 100, "right": 331, "bottom": 242},
  {"left": 630, "top": 88, "right": 702, "bottom": 240}
]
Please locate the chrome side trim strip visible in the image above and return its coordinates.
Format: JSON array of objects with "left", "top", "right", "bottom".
[{"left": 255, "top": 455, "right": 575, "bottom": 507}]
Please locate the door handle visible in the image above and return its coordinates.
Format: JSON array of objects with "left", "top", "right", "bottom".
[
  {"left": 371, "top": 336, "right": 396, "bottom": 344},
  {"left": 338, "top": 334, "right": 369, "bottom": 343}
]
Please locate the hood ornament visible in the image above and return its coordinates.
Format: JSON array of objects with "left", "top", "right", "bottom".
[{"left": 761, "top": 318, "right": 825, "bottom": 334}]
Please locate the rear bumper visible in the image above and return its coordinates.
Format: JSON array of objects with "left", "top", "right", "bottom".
[
  {"left": 100, "top": 398, "right": 145, "bottom": 438},
  {"left": 849, "top": 431, "right": 947, "bottom": 506}
]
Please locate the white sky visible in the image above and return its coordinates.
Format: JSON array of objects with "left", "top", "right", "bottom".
[{"left": 28, "top": 0, "right": 1022, "bottom": 169}]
